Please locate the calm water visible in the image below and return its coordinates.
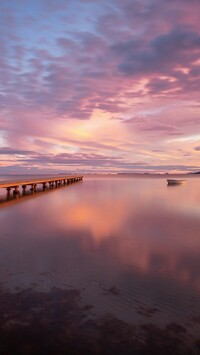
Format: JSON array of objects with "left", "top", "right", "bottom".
[{"left": 0, "top": 175, "right": 200, "bottom": 354}]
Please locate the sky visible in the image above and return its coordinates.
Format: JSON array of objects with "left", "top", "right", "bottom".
[{"left": 0, "top": 0, "right": 200, "bottom": 174}]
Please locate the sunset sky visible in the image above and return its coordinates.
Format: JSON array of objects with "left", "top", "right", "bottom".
[{"left": 0, "top": 0, "right": 200, "bottom": 174}]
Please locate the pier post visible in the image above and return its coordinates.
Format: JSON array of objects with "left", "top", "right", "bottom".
[
  {"left": 22, "top": 185, "right": 26, "bottom": 195},
  {"left": 13, "top": 186, "right": 19, "bottom": 195},
  {"left": 6, "top": 187, "right": 11, "bottom": 198},
  {"left": 30, "top": 184, "right": 36, "bottom": 192}
]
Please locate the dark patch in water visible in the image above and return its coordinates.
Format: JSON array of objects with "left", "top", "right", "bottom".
[
  {"left": 190, "top": 316, "right": 200, "bottom": 325},
  {"left": 136, "top": 304, "right": 159, "bottom": 318},
  {"left": 103, "top": 286, "right": 120, "bottom": 296},
  {"left": 166, "top": 323, "right": 187, "bottom": 334},
  {"left": 0, "top": 287, "right": 199, "bottom": 355}
]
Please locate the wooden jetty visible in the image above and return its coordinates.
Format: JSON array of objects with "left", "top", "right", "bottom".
[{"left": 0, "top": 175, "right": 83, "bottom": 195}]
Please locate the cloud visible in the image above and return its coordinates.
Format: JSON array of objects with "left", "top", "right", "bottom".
[
  {"left": 113, "top": 26, "right": 200, "bottom": 79},
  {"left": 15, "top": 152, "right": 138, "bottom": 169},
  {"left": 0, "top": 147, "right": 36, "bottom": 155},
  {"left": 0, "top": 0, "right": 200, "bottom": 172}
]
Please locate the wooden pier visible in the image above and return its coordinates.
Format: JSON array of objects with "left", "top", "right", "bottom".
[{"left": 0, "top": 175, "right": 83, "bottom": 195}]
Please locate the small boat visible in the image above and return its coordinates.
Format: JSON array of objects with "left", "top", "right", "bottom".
[{"left": 167, "top": 179, "right": 186, "bottom": 185}]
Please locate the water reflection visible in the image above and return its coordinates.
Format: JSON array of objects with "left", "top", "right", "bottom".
[
  {"left": 0, "top": 176, "right": 200, "bottom": 346},
  {"left": 0, "top": 182, "right": 80, "bottom": 207}
]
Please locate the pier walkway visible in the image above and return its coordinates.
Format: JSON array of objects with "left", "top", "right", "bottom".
[{"left": 0, "top": 175, "right": 83, "bottom": 195}]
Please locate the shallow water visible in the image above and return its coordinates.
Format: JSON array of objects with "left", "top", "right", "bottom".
[{"left": 0, "top": 175, "right": 200, "bottom": 354}]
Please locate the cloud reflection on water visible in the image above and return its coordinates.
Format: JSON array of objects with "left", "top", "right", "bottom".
[{"left": 0, "top": 176, "right": 200, "bottom": 326}]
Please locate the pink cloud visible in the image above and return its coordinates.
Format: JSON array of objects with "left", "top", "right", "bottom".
[{"left": 0, "top": 0, "right": 200, "bottom": 172}]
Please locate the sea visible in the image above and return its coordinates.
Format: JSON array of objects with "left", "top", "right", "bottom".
[{"left": 0, "top": 174, "right": 200, "bottom": 354}]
